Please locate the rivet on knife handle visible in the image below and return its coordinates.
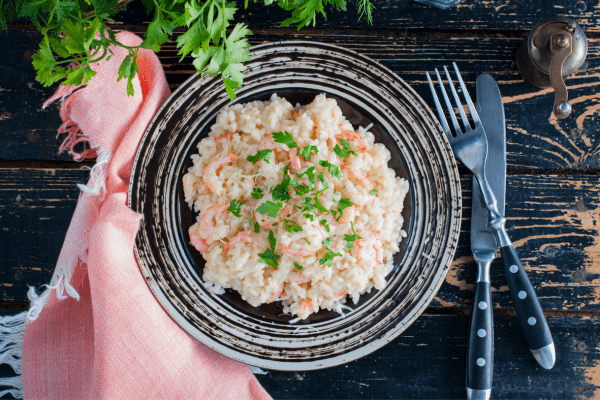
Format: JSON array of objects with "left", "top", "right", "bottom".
[{"left": 500, "top": 244, "right": 556, "bottom": 369}]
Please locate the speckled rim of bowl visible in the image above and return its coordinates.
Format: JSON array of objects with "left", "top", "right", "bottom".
[{"left": 129, "top": 41, "right": 462, "bottom": 371}]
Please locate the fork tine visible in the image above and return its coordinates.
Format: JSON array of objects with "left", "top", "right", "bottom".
[
  {"left": 452, "top": 62, "right": 480, "bottom": 124},
  {"left": 426, "top": 71, "right": 452, "bottom": 137},
  {"left": 435, "top": 68, "right": 462, "bottom": 136},
  {"left": 443, "top": 66, "right": 471, "bottom": 131}
]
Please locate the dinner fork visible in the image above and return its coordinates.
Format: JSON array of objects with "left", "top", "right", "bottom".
[{"left": 426, "top": 63, "right": 556, "bottom": 370}]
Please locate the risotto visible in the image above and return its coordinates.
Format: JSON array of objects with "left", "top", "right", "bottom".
[{"left": 183, "top": 94, "right": 409, "bottom": 320}]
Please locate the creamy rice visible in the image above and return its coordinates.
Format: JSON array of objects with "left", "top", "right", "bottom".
[{"left": 183, "top": 94, "right": 409, "bottom": 320}]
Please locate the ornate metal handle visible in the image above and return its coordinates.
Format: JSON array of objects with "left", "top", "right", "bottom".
[{"left": 549, "top": 27, "right": 574, "bottom": 118}]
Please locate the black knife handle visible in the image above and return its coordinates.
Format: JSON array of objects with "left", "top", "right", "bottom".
[
  {"left": 501, "top": 245, "right": 553, "bottom": 351},
  {"left": 467, "top": 281, "right": 493, "bottom": 392}
]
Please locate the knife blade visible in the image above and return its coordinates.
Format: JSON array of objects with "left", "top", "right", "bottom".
[{"left": 466, "top": 74, "right": 504, "bottom": 400}]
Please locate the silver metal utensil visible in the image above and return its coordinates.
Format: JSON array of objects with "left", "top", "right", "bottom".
[
  {"left": 464, "top": 73, "right": 506, "bottom": 400},
  {"left": 426, "top": 63, "right": 556, "bottom": 371}
]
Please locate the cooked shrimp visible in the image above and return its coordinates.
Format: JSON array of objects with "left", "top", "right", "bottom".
[
  {"left": 332, "top": 206, "right": 355, "bottom": 226},
  {"left": 266, "top": 284, "right": 284, "bottom": 303},
  {"left": 290, "top": 147, "right": 302, "bottom": 170},
  {"left": 335, "top": 130, "right": 368, "bottom": 153},
  {"left": 203, "top": 153, "right": 237, "bottom": 196},
  {"left": 183, "top": 173, "right": 209, "bottom": 197},
  {"left": 261, "top": 135, "right": 301, "bottom": 168},
  {"left": 289, "top": 271, "right": 310, "bottom": 285},
  {"left": 345, "top": 168, "right": 374, "bottom": 206},
  {"left": 223, "top": 231, "right": 267, "bottom": 255},
  {"left": 355, "top": 231, "right": 383, "bottom": 265},
  {"left": 198, "top": 205, "right": 228, "bottom": 244},
  {"left": 281, "top": 227, "right": 324, "bottom": 257},
  {"left": 213, "top": 133, "right": 233, "bottom": 142},
  {"left": 189, "top": 226, "right": 209, "bottom": 253}
]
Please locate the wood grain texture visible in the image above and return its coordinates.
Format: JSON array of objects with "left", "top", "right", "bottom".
[
  {"left": 4, "top": 29, "right": 600, "bottom": 171},
  {"left": 3, "top": 169, "right": 599, "bottom": 314},
  {"left": 255, "top": 314, "right": 600, "bottom": 399},
  {"left": 113, "top": 0, "right": 600, "bottom": 33},
  {"left": 0, "top": 168, "right": 88, "bottom": 302}
]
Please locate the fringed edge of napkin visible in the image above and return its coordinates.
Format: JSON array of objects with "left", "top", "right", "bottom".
[{"left": 0, "top": 262, "right": 80, "bottom": 399}]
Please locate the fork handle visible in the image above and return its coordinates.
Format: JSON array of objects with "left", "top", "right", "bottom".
[{"left": 500, "top": 245, "right": 554, "bottom": 354}]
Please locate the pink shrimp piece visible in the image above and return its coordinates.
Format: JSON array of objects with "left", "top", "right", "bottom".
[
  {"left": 289, "top": 271, "right": 310, "bottom": 285},
  {"left": 189, "top": 227, "right": 209, "bottom": 253},
  {"left": 202, "top": 153, "right": 237, "bottom": 196},
  {"left": 199, "top": 205, "right": 228, "bottom": 244},
  {"left": 333, "top": 206, "right": 355, "bottom": 226},
  {"left": 223, "top": 231, "right": 265, "bottom": 254},
  {"left": 334, "top": 290, "right": 347, "bottom": 298},
  {"left": 266, "top": 284, "right": 284, "bottom": 304},
  {"left": 355, "top": 231, "right": 383, "bottom": 265},
  {"left": 213, "top": 133, "right": 233, "bottom": 142},
  {"left": 183, "top": 173, "right": 209, "bottom": 197},
  {"left": 335, "top": 130, "right": 368, "bottom": 153},
  {"left": 290, "top": 147, "right": 302, "bottom": 170},
  {"left": 281, "top": 227, "right": 323, "bottom": 257},
  {"left": 344, "top": 167, "right": 374, "bottom": 206}
]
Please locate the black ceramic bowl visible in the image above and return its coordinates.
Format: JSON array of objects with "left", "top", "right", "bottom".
[{"left": 129, "top": 41, "right": 462, "bottom": 370}]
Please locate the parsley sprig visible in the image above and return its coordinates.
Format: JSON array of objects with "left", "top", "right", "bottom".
[
  {"left": 227, "top": 199, "right": 244, "bottom": 217},
  {"left": 319, "top": 238, "right": 343, "bottom": 267},
  {"left": 246, "top": 149, "right": 272, "bottom": 164},
  {"left": 258, "top": 231, "right": 280, "bottom": 268},
  {"left": 343, "top": 222, "right": 362, "bottom": 250}
]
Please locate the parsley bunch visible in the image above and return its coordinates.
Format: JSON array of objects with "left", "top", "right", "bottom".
[{"left": 4, "top": 0, "right": 374, "bottom": 101}]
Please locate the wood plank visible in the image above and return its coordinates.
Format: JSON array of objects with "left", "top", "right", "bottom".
[
  {"left": 4, "top": 29, "right": 600, "bottom": 171},
  {"left": 0, "top": 168, "right": 89, "bottom": 302},
  {"left": 255, "top": 314, "right": 600, "bottom": 399},
  {"left": 112, "top": 0, "right": 600, "bottom": 33},
  {"left": 2, "top": 168, "right": 599, "bottom": 312}
]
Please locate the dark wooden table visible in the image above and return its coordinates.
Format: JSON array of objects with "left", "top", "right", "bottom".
[{"left": 2, "top": 0, "right": 600, "bottom": 398}]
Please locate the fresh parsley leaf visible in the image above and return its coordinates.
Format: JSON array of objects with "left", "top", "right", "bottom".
[
  {"left": 272, "top": 166, "right": 292, "bottom": 201},
  {"left": 293, "top": 262, "right": 304, "bottom": 271},
  {"left": 258, "top": 248, "right": 280, "bottom": 268},
  {"left": 334, "top": 138, "right": 358, "bottom": 158},
  {"left": 227, "top": 199, "right": 244, "bottom": 217},
  {"left": 299, "top": 145, "right": 319, "bottom": 160},
  {"left": 322, "top": 238, "right": 332, "bottom": 247},
  {"left": 319, "top": 160, "right": 342, "bottom": 180},
  {"left": 314, "top": 196, "right": 328, "bottom": 213},
  {"left": 317, "top": 172, "right": 327, "bottom": 186},
  {"left": 256, "top": 201, "right": 283, "bottom": 218},
  {"left": 282, "top": 218, "right": 303, "bottom": 233},
  {"left": 268, "top": 231, "right": 276, "bottom": 250},
  {"left": 272, "top": 131, "right": 298, "bottom": 149},
  {"left": 303, "top": 238, "right": 311, "bottom": 245},
  {"left": 344, "top": 221, "right": 362, "bottom": 250},
  {"left": 290, "top": 179, "right": 310, "bottom": 197},
  {"left": 246, "top": 149, "right": 273, "bottom": 164},
  {"left": 254, "top": 221, "right": 260, "bottom": 233},
  {"left": 336, "top": 198, "right": 354, "bottom": 221},
  {"left": 304, "top": 213, "right": 315, "bottom": 222},
  {"left": 369, "top": 189, "right": 378, "bottom": 195},
  {"left": 319, "top": 219, "right": 330, "bottom": 233},
  {"left": 319, "top": 241, "right": 343, "bottom": 267},
  {"left": 251, "top": 187, "right": 264, "bottom": 200},
  {"left": 295, "top": 166, "right": 316, "bottom": 181}
]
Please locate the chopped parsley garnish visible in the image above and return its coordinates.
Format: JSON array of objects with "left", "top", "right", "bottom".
[
  {"left": 295, "top": 166, "right": 317, "bottom": 190},
  {"left": 319, "top": 239, "right": 343, "bottom": 267},
  {"left": 319, "top": 160, "right": 342, "bottom": 180},
  {"left": 293, "top": 262, "right": 304, "bottom": 271},
  {"left": 319, "top": 219, "right": 331, "bottom": 233},
  {"left": 313, "top": 197, "right": 328, "bottom": 213},
  {"left": 272, "top": 166, "right": 292, "bottom": 201},
  {"left": 256, "top": 201, "right": 283, "bottom": 218},
  {"left": 282, "top": 218, "right": 303, "bottom": 234},
  {"left": 290, "top": 179, "right": 310, "bottom": 197},
  {"left": 251, "top": 187, "right": 264, "bottom": 200},
  {"left": 304, "top": 213, "right": 315, "bottom": 221},
  {"left": 227, "top": 200, "right": 244, "bottom": 217},
  {"left": 303, "top": 238, "right": 311, "bottom": 245},
  {"left": 299, "top": 145, "right": 319, "bottom": 160},
  {"left": 317, "top": 172, "right": 327, "bottom": 186},
  {"left": 344, "top": 222, "right": 362, "bottom": 250},
  {"left": 258, "top": 232, "right": 280, "bottom": 269},
  {"left": 336, "top": 198, "right": 354, "bottom": 221},
  {"left": 334, "top": 138, "right": 358, "bottom": 158},
  {"left": 253, "top": 221, "right": 260, "bottom": 233},
  {"left": 246, "top": 149, "right": 273, "bottom": 164},
  {"left": 272, "top": 131, "right": 298, "bottom": 149},
  {"left": 333, "top": 190, "right": 340, "bottom": 196},
  {"left": 370, "top": 189, "right": 378, "bottom": 196}
]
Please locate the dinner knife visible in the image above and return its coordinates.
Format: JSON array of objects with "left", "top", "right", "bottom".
[
  {"left": 473, "top": 75, "right": 555, "bottom": 373},
  {"left": 466, "top": 74, "right": 504, "bottom": 400}
]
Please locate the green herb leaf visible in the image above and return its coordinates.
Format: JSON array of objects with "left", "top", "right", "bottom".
[
  {"left": 344, "top": 221, "right": 362, "bottom": 250},
  {"left": 258, "top": 248, "right": 280, "bottom": 268},
  {"left": 319, "top": 240, "right": 343, "bottom": 267},
  {"left": 336, "top": 197, "right": 354, "bottom": 221},
  {"left": 299, "top": 145, "right": 319, "bottom": 160},
  {"left": 319, "top": 160, "right": 342, "bottom": 180},
  {"left": 304, "top": 212, "right": 314, "bottom": 222},
  {"left": 369, "top": 189, "right": 378, "bottom": 196},
  {"left": 246, "top": 149, "right": 273, "bottom": 164},
  {"left": 254, "top": 221, "right": 260, "bottom": 233},
  {"left": 272, "top": 166, "right": 292, "bottom": 201},
  {"left": 322, "top": 238, "right": 332, "bottom": 247},
  {"left": 272, "top": 131, "right": 298, "bottom": 149},
  {"left": 268, "top": 230, "right": 276, "bottom": 250},
  {"left": 282, "top": 218, "right": 303, "bottom": 233},
  {"left": 334, "top": 138, "right": 358, "bottom": 158},
  {"left": 251, "top": 187, "right": 264, "bottom": 200},
  {"left": 256, "top": 201, "right": 283, "bottom": 218},
  {"left": 319, "top": 219, "right": 330, "bottom": 233},
  {"left": 313, "top": 196, "right": 328, "bottom": 213},
  {"left": 227, "top": 199, "right": 244, "bottom": 217},
  {"left": 293, "top": 262, "right": 304, "bottom": 271}
]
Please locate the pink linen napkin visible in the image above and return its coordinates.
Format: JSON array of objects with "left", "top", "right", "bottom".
[{"left": 0, "top": 31, "right": 271, "bottom": 400}]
